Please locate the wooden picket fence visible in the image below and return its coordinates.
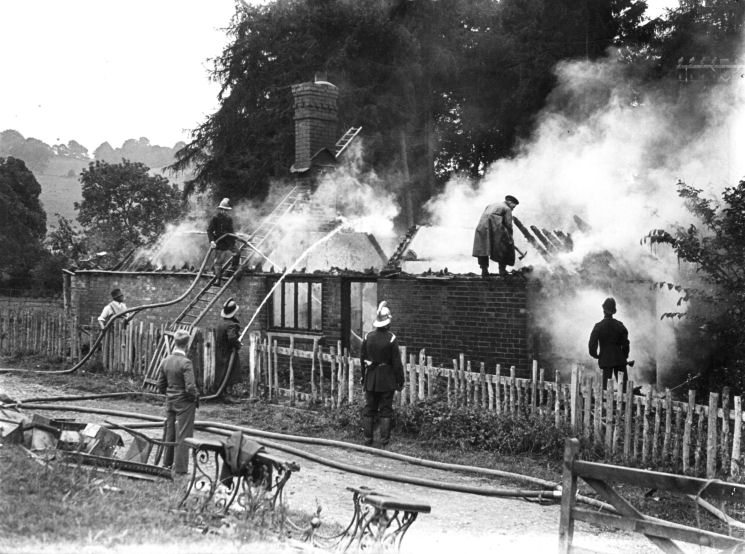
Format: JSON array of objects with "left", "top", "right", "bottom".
[
  {"left": 4, "top": 306, "right": 745, "bottom": 480},
  {"left": 0, "top": 308, "right": 80, "bottom": 360}
]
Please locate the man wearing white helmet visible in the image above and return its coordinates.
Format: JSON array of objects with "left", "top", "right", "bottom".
[
  {"left": 360, "top": 301, "right": 404, "bottom": 446},
  {"left": 207, "top": 197, "right": 239, "bottom": 283}
]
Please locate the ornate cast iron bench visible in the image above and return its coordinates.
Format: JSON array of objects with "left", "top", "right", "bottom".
[
  {"left": 334, "top": 485, "right": 431, "bottom": 552},
  {"left": 178, "top": 436, "right": 299, "bottom": 516}
]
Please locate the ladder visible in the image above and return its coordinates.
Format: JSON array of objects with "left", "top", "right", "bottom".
[
  {"left": 334, "top": 126, "right": 362, "bottom": 158},
  {"left": 141, "top": 185, "right": 309, "bottom": 392}
]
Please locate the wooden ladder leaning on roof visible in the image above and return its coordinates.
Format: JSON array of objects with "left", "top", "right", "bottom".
[{"left": 140, "top": 186, "right": 310, "bottom": 392}]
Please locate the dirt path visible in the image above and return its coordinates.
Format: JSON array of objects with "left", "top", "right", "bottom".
[{"left": 0, "top": 373, "right": 698, "bottom": 553}]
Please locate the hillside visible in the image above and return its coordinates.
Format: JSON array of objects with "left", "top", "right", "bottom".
[{"left": 36, "top": 157, "right": 87, "bottom": 224}]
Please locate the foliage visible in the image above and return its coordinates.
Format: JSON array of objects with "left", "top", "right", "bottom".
[
  {"left": 173, "top": 0, "right": 649, "bottom": 221},
  {"left": 75, "top": 159, "right": 184, "bottom": 256},
  {"left": 0, "top": 156, "right": 47, "bottom": 287},
  {"left": 644, "top": 179, "right": 745, "bottom": 393},
  {"left": 0, "top": 129, "right": 54, "bottom": 173},
  {"left": 47, "top": 214, "right": 88, "bottom": 261},
  {"left": 395, "top": 399, "right": 571, "bottom": 456}
]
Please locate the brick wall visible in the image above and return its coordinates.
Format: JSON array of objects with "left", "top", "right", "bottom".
[
  {"left": 70, "top": 271, "right": 269, "bottom": 333},
  {"left": 70, "top": 271, "right": 346, "bottom": 344},
  {"left": 378, "top": 275, "right": 529, "bottom": 372}
]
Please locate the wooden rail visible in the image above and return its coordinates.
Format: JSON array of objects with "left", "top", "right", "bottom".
[
  {"left": 559, "top": 437, "right": 745, "bottom": 553},
  {"left": 8, "top": 306, "right": 745, "bottom": 479}
]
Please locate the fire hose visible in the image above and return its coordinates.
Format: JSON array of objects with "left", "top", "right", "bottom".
[{"left": 9, "top": 401, "right": 614, "bottom": 511}]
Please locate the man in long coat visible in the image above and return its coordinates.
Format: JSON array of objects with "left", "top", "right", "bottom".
[
  {"left": 157, "top": 329, "right": 199, "bottom": 476},
  {"left": 588, "top": 297, "right": 630, "bottom": 387},
  {"left": 360, "top": 301, "right": 404, "bottom": 447},
  {"left": 472, "top": 195, "right": 519, "bottom": 277},
  {"left": 214, "top": 298, "right": 242, "bottom": 402}
]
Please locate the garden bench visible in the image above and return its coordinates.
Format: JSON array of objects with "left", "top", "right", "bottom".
[
  {"left": 178, "top": 436, "right": 299, "bottom": 515},
  {"left": 339, "top": 485, "right": 431, "bottom": 552}
]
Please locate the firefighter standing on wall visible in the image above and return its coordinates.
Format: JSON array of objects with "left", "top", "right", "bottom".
[
  {"left": 360, "top": 301, "right": 404, "bottom": 447},
  {"left": 472, "top": 194, "right": 519, "bottom": 277}
]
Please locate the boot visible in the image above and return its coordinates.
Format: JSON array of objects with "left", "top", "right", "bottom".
[
  {"left": 379, "top": 417, "right": 392, "bottom": 446},
  {"left": 362, "top": 416, "right": 374, "bottom": 446}
]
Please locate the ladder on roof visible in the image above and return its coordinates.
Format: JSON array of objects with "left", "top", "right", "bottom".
[
  {"left": 334, "top": 126, "right": 362, "bottom": 158},
  {"left": 141, "top": 185, "right": 308, "bottom": 392}
]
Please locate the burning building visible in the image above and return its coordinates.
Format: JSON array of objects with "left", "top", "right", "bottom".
[{"left": 66, "top": 54, "right": 745, "bottom": 387}]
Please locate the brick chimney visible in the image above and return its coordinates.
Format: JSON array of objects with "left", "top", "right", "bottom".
[{"left": 291, "top": 73, "right": 339, "bottom": 173}]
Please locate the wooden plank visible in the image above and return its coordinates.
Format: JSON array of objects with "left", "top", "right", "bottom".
[
  {"left": 575, "top": 460, "right": 745, "bottom": 501},
  {"left": 337, "top": 341, "right": 344, "bottom": 407},
  {"left": 273, "top": 340, "right": 279, "bottom": 400},
  {"left": 662, "top": 389, "right": 672, "bottom": 462},
  {"left": 289, "top": 336, "right": 295, "bottom": 405},
  {"left": 594, "top": 375, "right": 603, "bottom": 445},
  {"left": 310, "top": 338, "right": 317, "bottom": 402},
  {"left": 317, "top": 341, "right": 323, "bottom": 404},
  {"left": 427, "top": 356, "right": 434, "bottom": 400},
  {"left": 554, "top": 374, "right": 561, "bottom": 428},
  {"left": 733, "top": 396, "right": 742, "bottom": 478},
  {"left": 418, "top": 349, "right": 426, "bottom": 401},
  {"left": 707, "top": 393, "right": 719, "bottom": 478},
  {"left": 510, "top": 366, "right": 516, "bottom": 415},
  {"left": 633, "top": 396, "right": 642, "bottom": 462},
  {"left": 570, "top": 364, "right": 579, "bottom": 431},
  {"left": 642, "top": 388, "right": 652, "bottom": 465},
  {"left": 623, "top": 380, "right": 633, "bottom": 463},
  {"left": 694, "top": 405, "right": 705, "bottom": 474},
  {"left": 558, "top": 439, "right": 580, "bottom": 554},
  {"left": 539, "top": 366, "right": 546, "bottom": 414},
  {"left": 682, "top": 390, "right": 694, "bottom": 473},
  {"left": 495, "top": 364, "right": 502, "bottom": 414},
  {"left": 531, "top": 360, "right": 538, "bottom": 414},
  {"left": 672, "top": 404, "right": 683, "bottom": 469},
  {"left": 652, "top": 396, "right": 661, "bottom": 463},
  {"left": 605, "top": 378, "right": 614, "bottom": 453},
  {"left": 571, "top": 508, "right": 740, "bottom": 551},
  {"left": 583, "top": 379, "right": 592, "bottom": 440},
  {"left": 480, "top": 361, "right": 487, "bottom": 410},
  {"left": 722, "top": 387, "right": 731, "bottom": 474}
]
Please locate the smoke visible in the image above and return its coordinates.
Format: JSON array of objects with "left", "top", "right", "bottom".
[{"left": 425, "top": 50, "right": 745, "bottom": 383}]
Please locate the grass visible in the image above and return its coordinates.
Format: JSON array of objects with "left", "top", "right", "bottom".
[{"left": 6, "top": 357, "right": 745, "bottom": 546}]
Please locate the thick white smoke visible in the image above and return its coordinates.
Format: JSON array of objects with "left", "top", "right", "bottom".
[{"left": 424, "top": 49, "right": 745, "bottom": 383}]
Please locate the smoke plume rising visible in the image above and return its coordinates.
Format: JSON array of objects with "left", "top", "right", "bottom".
[{"left": 425, "top": 49, "right": 745, "bottom": 383}]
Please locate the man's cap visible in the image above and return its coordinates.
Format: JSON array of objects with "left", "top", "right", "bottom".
[
  {"left": 218, "top": 198, "right": 232, "bottom": 210},
  {"left": 221, "top": 297, "right": 239, "bottom": 318},
  {"left": 505, "top": 195, "right": 519, "bottom": 205},
  {"left": 373, "top": 301, "right": 392, "bottom": 328},
  {"left": 173, "top": 329, "right": 190, "bottom": 343},
  {"left": 602, "top": 297, "right": 617, "bottom": 314},
  {"left": 111, "top": 288, "right": 123, "bottom": 300}
]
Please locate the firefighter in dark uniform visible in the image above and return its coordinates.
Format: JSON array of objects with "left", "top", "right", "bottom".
[
  {"left": 360, "top": 301, "right": 404, "bottom": 446},
  {"left": 207, "top": 197, "right": 239, "bottom": 283},
  {"left": 588, "top": 297, "right": 630, "bottom": 387}
]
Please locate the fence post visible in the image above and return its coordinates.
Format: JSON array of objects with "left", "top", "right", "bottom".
[
  {"left": 722, "top": 387, "right": 731, "bottom": 474},
  {"left": 707, "top": 392, "right": 719, "bottom": 478},
  {"left": 531, "top": 360, "right": 538, "bottom": 414},
  {"left": 248, "top": 332, "right": 257, "bottom": 399},
  {"left": 330, "top": 346, "right": 336, "bottom": 408},
  {"left": 289, "top": 336, "right": 295, "bottom": 406},
  {"left": 558, "top": 438, "right": 580, "bottom": 554},
  {"left": 662, "top": 388, "right": 672, "bottom": 463},
  {"left": 399, "top": 345, "right": 407, "bottom": 406},
  {"left": 409, "top": 353, "right": 417, "bottom": 405},
  {"left": 570, "top": 364, "right": 580, "bottom": 432},
  {"left": 510, "top": 366, "right": 516, "bottom": 416},
  {"left": 348, "top": 351, "right": 355, "bottom": 405},
  {"left": 495, "top": 364, "right": 502, "bottom": 414},
  {"left": 623, "top": 379, "right": 634, "bottom": 463},
  {"left": 683, "top": 390, "right": 695, "bottom": 473},
  {"left": 418, "top": 349, "right": 426, "bottom": 401},
  {"left": 310, "top": 338, "right": 317, "bottom": 403},
  {"left": 732, "top": 395, "right": 742, "bottom": 478}
]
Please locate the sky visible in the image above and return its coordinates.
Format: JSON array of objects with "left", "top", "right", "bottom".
[
  {"left": 0, "top": 0, "right": 237, "bottom": 151},
  {"left": 0, "top": 0, "right": 678, "bottom": 153}
]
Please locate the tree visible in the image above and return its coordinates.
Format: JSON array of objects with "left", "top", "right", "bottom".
[
  {"left": 93, "top": 142, "right": 116, "bottom": 162},
  {"left": 173, "top": 0, "right": 651, "bottom": 222},
  {"left": 75, "top": 159, "right": 184, "bottom": 257},
  {"left": 0, "top": 131, "right": 53, "bottom": 173},
  {"left": 0, "top": 157, "right": 47, "bottom": 287},
  {"left": 644, "top": 180, "right": 745, "bottom": 393}
]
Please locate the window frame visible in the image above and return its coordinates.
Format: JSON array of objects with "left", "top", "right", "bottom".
[{"left": 268, "top": 278, "right": 323, "bottom": 333}]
